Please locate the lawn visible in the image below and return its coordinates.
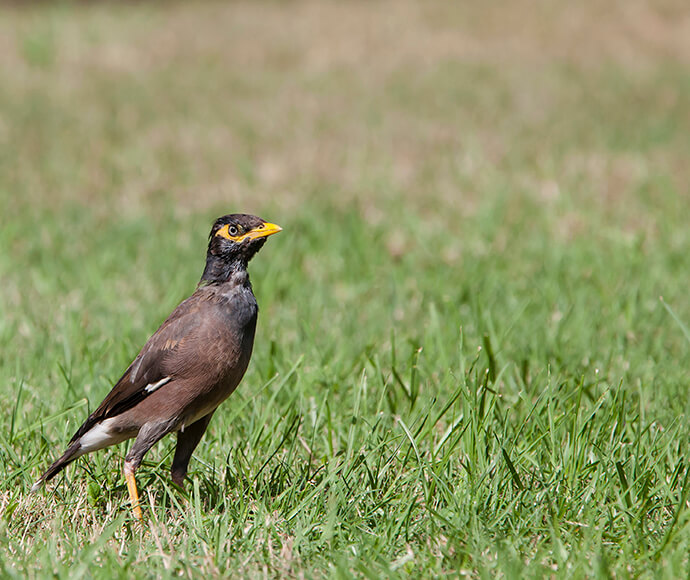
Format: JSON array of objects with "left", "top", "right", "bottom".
[{"left": 1, "top": 1, "right": 689, "bottom": 577}]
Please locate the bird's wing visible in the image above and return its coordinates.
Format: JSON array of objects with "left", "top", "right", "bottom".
[{"left": 69, "top": 291, "right": 212, "bottom": 443}]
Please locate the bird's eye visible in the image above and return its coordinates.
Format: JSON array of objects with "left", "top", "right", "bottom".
[{"left": 228, "top": 225, "right": 239, "bottom": 236}]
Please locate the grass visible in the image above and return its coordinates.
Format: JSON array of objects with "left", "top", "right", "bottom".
[{"left": 1, "top": 0, "right": 689, "bottom": 577}]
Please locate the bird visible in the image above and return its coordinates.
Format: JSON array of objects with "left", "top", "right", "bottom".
[{"left": 31, "top": 214, "right": 282, "bottom": 521}]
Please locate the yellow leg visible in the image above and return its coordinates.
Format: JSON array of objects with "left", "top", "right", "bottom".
[{"left": 124, "top": 463, "right": 143, "bottom": 522}]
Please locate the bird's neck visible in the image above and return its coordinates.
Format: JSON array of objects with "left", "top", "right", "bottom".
[{"left": 199, "top": 256, "right": 249, "bottom": 287}]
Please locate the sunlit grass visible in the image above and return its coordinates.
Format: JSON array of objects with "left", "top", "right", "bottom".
[{"left": 0, "top": 1, "right": 689, "bottom": 577}]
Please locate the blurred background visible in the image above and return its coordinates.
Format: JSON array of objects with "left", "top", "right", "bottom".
[
  {"left": 1, "top": 1, "right": 689, "bottom": 575},
  {"left": 2, "top": 1, "right": 687, "bottom": 220},
  {"left": 2, "top": 0, "right": 688, "bottom": 394}
]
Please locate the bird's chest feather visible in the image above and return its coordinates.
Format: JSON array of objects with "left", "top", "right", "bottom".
[
  {"left": 173, "top": 287, "right": 258, "bottom": 424},
  {"left": 162, "top": 280, "right": 259, "bottom": 394},
  {"left": 217, "top": 283, "right": 258, "bottom": 338},
  {"left": 206, "top": 285, "right": 258, "bottom": 374}
]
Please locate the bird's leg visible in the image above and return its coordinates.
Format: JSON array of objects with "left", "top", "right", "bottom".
[
  {"left": 124, "top": 460, "right": 143, "bottom": 522},
  {"left": 124, "top": 420, "right": 178, "bottom": 521},
  {"left": 171, "top": 412, "right": 214, "bottom": 487}
]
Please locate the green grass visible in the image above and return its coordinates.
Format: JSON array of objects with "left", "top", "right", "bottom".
[{"left": 1, "top": 1, "right": 690, "bottom": 577}]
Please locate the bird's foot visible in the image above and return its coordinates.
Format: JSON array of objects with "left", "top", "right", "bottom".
[
  {"left": 124, "top": 462, "right": 143, "bottom": 522},
  {"left": 171, "top": 470, "right": 186, "bottom": 488}
]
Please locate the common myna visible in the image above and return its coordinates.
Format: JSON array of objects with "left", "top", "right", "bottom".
[{"left": 31, "top": 214, "right": 281, "bottom": 520}]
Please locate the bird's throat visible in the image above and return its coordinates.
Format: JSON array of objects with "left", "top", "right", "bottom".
[{"left": 199, "top": 256, "right": 248, "bottom": 286}]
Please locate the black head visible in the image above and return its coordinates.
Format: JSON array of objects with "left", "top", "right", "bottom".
[{"left": 201, "top": 214, "right": 281, "bottom": 284}]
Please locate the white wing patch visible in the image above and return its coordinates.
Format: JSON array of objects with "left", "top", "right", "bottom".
[
  {"left": 78, "top": 418, "right": 120, "bottom": 454},
  {"left": 145, "top": 376, "right": 172, "bottom": 393}
]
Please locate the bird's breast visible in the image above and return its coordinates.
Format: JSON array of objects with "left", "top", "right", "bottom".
[{"left": 209, "top": 285, "right": 258, "bottom": 380}]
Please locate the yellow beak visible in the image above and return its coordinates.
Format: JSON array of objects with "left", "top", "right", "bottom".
[{"left": 246, "top": 222, "right": 282, "bottom": 240}]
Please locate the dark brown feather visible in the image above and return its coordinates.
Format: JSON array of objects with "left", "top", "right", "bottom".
[
  {"left": 69, "top": 286, "right": 252, "bottom": 443},
  {"left": 32, "top": 213, "right": 280, "bottom": 493}
]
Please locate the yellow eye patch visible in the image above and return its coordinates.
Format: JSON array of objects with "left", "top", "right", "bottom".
[
  {"left": 215, "top": 223, "right": 243, "bottom": 241},
  {"left": 216, "top": 221, "right": 283, "bottom": 243}
]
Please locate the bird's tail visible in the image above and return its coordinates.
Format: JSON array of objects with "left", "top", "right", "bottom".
[{"left": 30, "top": 441, "right": 82, "bottom": 493}]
